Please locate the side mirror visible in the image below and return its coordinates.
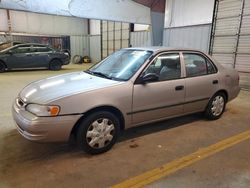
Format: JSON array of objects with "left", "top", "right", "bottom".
[{"left": 140, "top": 73, "right": 159, "bottom": 84}]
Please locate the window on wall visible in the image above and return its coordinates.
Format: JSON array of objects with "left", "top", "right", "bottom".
[
  {"left": 183, "top": 53, "right": 217, "bottom": 77},
  {"left": 101, "top": 20, "right": 130, "bottom": 59}
]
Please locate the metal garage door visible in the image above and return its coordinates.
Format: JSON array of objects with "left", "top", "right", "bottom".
[
  {"left": 210, "top": 0, "right": 250, "bottom": 89},
  {"left": 101, "top": 20, "right": 130, "bottom": 59}
]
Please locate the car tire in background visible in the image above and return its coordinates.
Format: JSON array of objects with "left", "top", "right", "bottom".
[
  {"left": 49, "top": 59, "right": 62, "bottom": 71},
  {"left": 76, "top": 111, "right": 120, "bottom": 154},
  {"left": 205, "top": 92, "right": 226, "bottom": 120},
  {"left": 72, "top": 55, "right": 82, "bottom": 64},
  {"left": 0, "top": 61, "right": 6, "bottom": 73}
]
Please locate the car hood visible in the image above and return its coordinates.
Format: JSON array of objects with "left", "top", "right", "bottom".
[{"left": 19, "top": 71, "right": 122, "bottom": 104}]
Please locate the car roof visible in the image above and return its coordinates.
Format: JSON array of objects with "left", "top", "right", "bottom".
[
  {"left": 14, "top": 43, "right": 49, "bottom": 47},
  {"left": 126, "top": 46, "right": 205, "bottom": 53}
]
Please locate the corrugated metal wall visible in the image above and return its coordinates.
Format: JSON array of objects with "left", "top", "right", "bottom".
[
  {"left": 0, "top": 9, "right": 89, "bottom": 62},
  {"left": 0, "top": 9, "right": 88, "bottom": 36},
  {"left": 210, "top": 0, "right": 250, "bottom": 89},
  {"left": 70, "top": 35, "right": 89, "bottom": 58},
  {"left": 130, "top": 31, "right": 152, "bottom": 47},
  {"left": 101, "top": 21, "right": 130, "bottom": 59},
  {"left": 89, "top": 35, "right": 101, "bottom": 63},
  {"left": 163, "top": 24, "right": 212, "bottom": 53}
]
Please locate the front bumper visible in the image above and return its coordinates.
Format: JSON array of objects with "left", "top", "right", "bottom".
[
  {"left": 62, "top": 57, "right": 70, "bottom": 65},
  {"left": 12, "top": 101, "right": 82, "bottom": 142}
]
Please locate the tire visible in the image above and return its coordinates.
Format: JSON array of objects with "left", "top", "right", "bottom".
[
  {"left": 0, "top": 61, "right": 6, "bottom": 73},
  {"left": 205, "top": 92, "right": 226, "bottom": 120},
  {"left": 72, "top": 55, "right": 82, "bottom": 64},
  {"left": 76, "top": 111, "right": 120, "bottom": 154},
  {"left": 49, "top": 59, "right": 62, "bottom": 71}
]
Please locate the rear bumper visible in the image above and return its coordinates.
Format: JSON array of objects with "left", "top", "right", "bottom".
[{"left": 12, "top": 102, "right": 82, "bottom": 142}]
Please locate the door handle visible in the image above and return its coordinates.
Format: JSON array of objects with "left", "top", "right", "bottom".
[
  {"left": 213, "top": 80, "right": 218, "bottom": 84},
  {"left": 175, "top": 85, "right": 184, "bottom": 91}
]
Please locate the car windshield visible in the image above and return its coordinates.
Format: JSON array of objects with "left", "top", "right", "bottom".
[{"left": 87, "top": 49, "right": 153, "bottom": 81}]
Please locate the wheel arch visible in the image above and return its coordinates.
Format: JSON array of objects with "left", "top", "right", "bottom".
[
  {"left": 49, "top": 58, "right": 63, "bottom": 64},
  {"left": 70, "top": 105, "right": 125, "bottom": 137},
  {"left": 214, "top": 89, "right": 228, "bottom": 102}
]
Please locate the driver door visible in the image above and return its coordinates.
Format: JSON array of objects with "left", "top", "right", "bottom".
[
  {"left": 131, "top": 52, "right": 185, "bottom": 125},
  {"left": 6, "top": 45, "right": 34, "bottom": 69}
]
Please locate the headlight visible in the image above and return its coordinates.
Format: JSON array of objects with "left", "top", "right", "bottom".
[{"left": 26, "top": 104, "right": 60, "bottom": 117}]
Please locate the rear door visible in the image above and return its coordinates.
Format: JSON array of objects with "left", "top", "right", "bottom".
[
  {"left": 32, "top": 45, "right": 52, "bottom": 67},
  {"left": 182, "top": 52, "right": 219, "bottom": 113},
  {"left": 132, "top": 52, "right": 186, "bottom": 125}
]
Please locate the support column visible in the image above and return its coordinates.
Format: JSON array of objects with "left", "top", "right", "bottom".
[
  {"left": 6, "top": 9, "right": 13, "bottom": 41},
  {"left": 151, "top": 11, "right": 165, "bottom": 46}
]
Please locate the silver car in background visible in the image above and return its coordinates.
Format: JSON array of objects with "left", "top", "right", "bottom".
[{"left": 12, "top": 47, "right": 240, "bottom": 154}]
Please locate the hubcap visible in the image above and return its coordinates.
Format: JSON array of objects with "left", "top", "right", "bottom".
[
  {"left": 211, "top": 96, "right": 224, "bottom": 116},
  {"left": 86, "top": 118, "right": 115, "bottom": 149}
]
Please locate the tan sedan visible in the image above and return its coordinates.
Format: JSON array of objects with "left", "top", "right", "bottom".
[{"left": 12, "top": 47, "right": 240, "bottom": 154}]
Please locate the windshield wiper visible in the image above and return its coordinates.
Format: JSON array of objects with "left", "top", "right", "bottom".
[{"left": 84, "top": 70, "right": 111, "bottom": 80}]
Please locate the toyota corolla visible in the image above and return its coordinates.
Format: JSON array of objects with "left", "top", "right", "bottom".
[{"left": 12, "top": 47, "right": 240, "bottom": 154}]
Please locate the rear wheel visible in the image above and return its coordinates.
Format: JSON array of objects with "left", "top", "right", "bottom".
[
  {"left": 0, "top": 62, "right": 6, "bottom": 73},
  {"left": 205, "top": 92, "right": 226, "bottom": 120},
  {"left": 76, "top": 111, "right": 120, "bottom": 154},
  {"left": 49, "top": 59, "right": 62, "bottom": 71}
]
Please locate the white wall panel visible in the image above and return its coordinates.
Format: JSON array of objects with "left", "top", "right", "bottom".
[
  {"left": 70, "top": 35, "right": 89, "bottom": 58},
  {"left": 217, "top": 0, "right": 242, "bottom": 18},
  {"left": 212, "top": 53, "right": 235, "bottom": 68},
  {"left": 165, "top": 0, "right": 214, "bottom": 28},
  {"left": 134, "top": 24, "right": 149, "bottom": 31},
  {"left": 90, "top": 20, "right": 100, "bottom": 35},
  {"left": 8, "top": 10, "right": 88, "bottom": 36},
  {"left": 89, "top": 35, "right": 101, "bottom": 63},
  {"left": 163, "top": 24, "right": 211, "bottom": 52},
  {"left": 130, "top": 31, "right": 152, "bottom": 47},
  {"left": 0, "top": 9, "right": 8, "bottom": 31},
  {"left": 212, "top": 36, "right": 237, "bottom": 53}
]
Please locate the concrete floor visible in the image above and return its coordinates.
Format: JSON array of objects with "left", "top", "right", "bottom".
[{"left": 0, "top": 64, "right": 249, "bottom": 188}]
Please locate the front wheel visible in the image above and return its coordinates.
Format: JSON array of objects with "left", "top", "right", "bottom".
[
  {"left": 49, "top": 59, "right": 62, "bottom": 71},
  {"left": 76, "top": 111, "right": 120, "bottom": 154},
  {"left": 205, "top": 92, "right": 226, "bottom": 120}
]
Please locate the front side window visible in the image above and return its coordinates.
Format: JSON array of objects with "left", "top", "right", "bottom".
[
  {"left": 88, "top": 49, "right": 153, "bottom": 81},
  {"left": 144, "top": 53, "right": 181, "bottom": 81},
  {"left": 11, "top": 45, "right": 31, "bottom": 54}
]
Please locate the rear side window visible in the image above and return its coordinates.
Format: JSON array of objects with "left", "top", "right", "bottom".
[
  {"left": 33, "top": 46, "right": 52, "bottom": 52},
  {"left": 183, "top": 53, "right": 216, "bottom": 77}
]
